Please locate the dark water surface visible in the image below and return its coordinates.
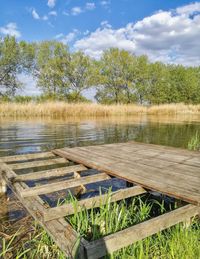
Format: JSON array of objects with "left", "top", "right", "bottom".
[{"left": 0, "top": 115, "right": 200, "bottom": 222}]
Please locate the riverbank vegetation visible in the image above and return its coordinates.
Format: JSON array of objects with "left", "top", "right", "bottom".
[
  {"left": 1, "top": 36, "right": 200, "bottom": 105},
  {"left": 0, "top": 194, "right": 200, "bottom": 258},
  {"left": 0, "top": 102, "right": 200, "bottom": 118}
]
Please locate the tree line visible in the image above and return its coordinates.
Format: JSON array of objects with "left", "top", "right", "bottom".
[{"left": 1, "top": 36, "right": 200, "bottom": 104}]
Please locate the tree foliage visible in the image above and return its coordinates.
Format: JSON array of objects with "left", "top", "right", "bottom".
[
  {"left": 0, "top": 36, "right": 21, "bottom": 96},
  {"left": 1, "top": 36, "right": 200, "bottom": 104}
]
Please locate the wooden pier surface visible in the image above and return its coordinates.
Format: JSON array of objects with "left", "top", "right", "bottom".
[
  {"left": 0, "top": 142, "right": 200, "bottom": 258},
  {"left": 54, "top": 142, "right": 200, "bottom": 205}
]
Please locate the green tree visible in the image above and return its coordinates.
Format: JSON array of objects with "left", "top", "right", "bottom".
[
  {"left": 168, "top": 65, "right": 200, "bottom": 103},
  {"left": 19, "top": 41, "right": 36, "bottom": 73},
  {"left": 95, "top": 48, "right": 138, "bottom": 104},
  {"left": 0, "top": 36, "right": 21, "bottom": 97},
  {"left": 133, "top": 55, "right": 150, "bottom": 104},
  {"left": 65, "top": 51, "right": 95, "bottom": 101},
  {"left": 146, "top": 62, "right": 170, "bottom": 104},
  {"left": 35, "top": 41, "right": 70, "bottom": 98}
]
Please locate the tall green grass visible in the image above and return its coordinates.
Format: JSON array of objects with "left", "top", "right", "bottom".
[
  {"left": 0, "top": 222, "right": 65, "bottom": 259},
  {"left": 1, "top": 193, "right": 199, "bottom": 258},
  {"left": 188, "top": 132, "right": 200, "bottom": 151}
]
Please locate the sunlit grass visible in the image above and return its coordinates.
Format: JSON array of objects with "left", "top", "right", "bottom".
[
  {"left": 0, "top": 222, "right": 65, "bottom": 259},
  {"left": 188, "top": 132, "right": 200, "bottom": 151},
  {"left": 1, "top": 193, "right": 199, "bottom": 258},
  {"left": 1, "top": 102, "right": 200, "bottom": 117}
]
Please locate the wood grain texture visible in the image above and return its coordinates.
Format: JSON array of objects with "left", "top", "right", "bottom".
[
  {"left": 14, "top": 164, "right": 87, "bottom": 181},
  {"left": 0, "top": 152, "right": 55, "bottom": 162},
  {"left": 54, "top": 141, "right": 200, "bottom": 205},
  {"left": 20, "top": 172, "right": 110, "bottom": 197},
  {"left": 10, "top": 157, "right": 68, "bottom": 170},
  {"left": 85, "top": 204, "right": 200, "bottom": 259}
]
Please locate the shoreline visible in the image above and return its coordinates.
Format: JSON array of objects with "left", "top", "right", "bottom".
[{"left": 1, "top": 102, "right": 200, "bottom": 118}]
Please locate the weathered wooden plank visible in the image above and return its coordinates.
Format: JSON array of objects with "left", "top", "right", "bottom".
[
  {"left": 0, "top": 161, "right": 87, "bottom": 258},
  {"left": 43, "top": 186, "right": 147, "bottom": 221},
  {"left": 0, "top": 174, "right": 7, "bottom": 194},
  {"left": 0, "top": 152, "right": 55, "bottom": 162},
  {"left": 54, "top": 148, "right": 200, "bottom": 189},
  {"left": 10, "top": 157, "right": 68, "bottom": 170},
  {"left": 54, "top": 147, "right": 200, "bottom": 205},
  {"left": 20, "top": 173, "right": 111, "bottom": 198},
  {"left": 14, "top": 164, "right": 87, "bottom": 181},
  {"left": 67, "top": 146, "right": 200, "bottom": 175},
  {"left": 85, "top": 204, "right": 200, "bottom": 259},
  {"left": 78, "top": 143, "right": 200, "bottom": 167}
]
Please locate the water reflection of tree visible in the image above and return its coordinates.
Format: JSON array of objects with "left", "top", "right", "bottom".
[{"left": 1, "top": 120, "right": 200, "bottom": 156}]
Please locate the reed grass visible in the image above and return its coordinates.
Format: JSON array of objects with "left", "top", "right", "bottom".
[
  {"left": 188, "top": 132, "right": 200, "bottom": 151},
  {"left": 1, "top": 102, "right": 200, "bottom": 117}
]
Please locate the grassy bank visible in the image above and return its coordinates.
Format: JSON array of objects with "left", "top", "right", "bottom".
[
  {"left": 1, "top": 102, "right": 200, "bottom": 117},
  {"left": 1, "top": 195, "right": 200, "bottom": 259}
]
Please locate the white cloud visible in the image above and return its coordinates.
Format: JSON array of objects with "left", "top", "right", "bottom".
[
  {"left": 47, "top": 0, "right": 56, "bottom": 8},
  {"left": 100, "top": 0, "right": 111, "bottom": 8},
  {"left": 74, "top": 2, "right": 200, "bottom": 66},
  {"left": 42, "top": 15, "right": 48, "bottom": 21},
  {"left": 56, "top": 29, "right": 79, "bottom": 44},
  {"left": 0, "top": 23, "right": 21, "bottom": 38},
  {"left": 71, "top": 6, "right": 83, "bottom": 16},
  {"left": 32, "top": 9, "right": 40, "bottom": 20},
  {"left": 31, "top": 8, "right": 52, "bottom": 21},
  {"left": 83, "top": 30, "right": 90, "bottom": 35},
  {"left": 176, "top": 2, "right": 200, "bottom": 15},
  {"left": 100, "top": 20, "right": 112, "bottom": 28},
  {"left": 85, "top": 2, "right": 96, "bottom": 10},
  {"left": 55, "top": 33, "right": 64, "bottom": 39},
  {"left": 69, "top": 2, "right": 96, "bottom": 16},
  {"left": 17, "top": 74, "right": 40, "bottom": 96},
  {"left": 49, "top": 11, "right": 57, "bottom": 16}
]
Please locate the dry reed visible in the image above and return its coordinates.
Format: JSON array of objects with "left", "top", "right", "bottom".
[{"left": 0, "top": 102, "right": 200, "bottom": 118}]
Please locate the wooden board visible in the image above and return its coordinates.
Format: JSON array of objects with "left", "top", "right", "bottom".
[
  {"left": 54, "top": 142, "right": 200, "bottom": 205},
  {"left": 20, "top": 172, "right": 110, "bottom": 197},
  {"left": 85, "top": 204, "right": 200, "bottom": 259},
  {"left": 0, "top": 160, "right": 87, "bottom": 258},
  {"left": 43, "top": 185, "right": 147, "bottom": 221}
]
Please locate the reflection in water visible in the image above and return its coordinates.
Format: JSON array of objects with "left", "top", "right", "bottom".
[{"left": 0, "top": 115, "right": 200, "bottom": 156}]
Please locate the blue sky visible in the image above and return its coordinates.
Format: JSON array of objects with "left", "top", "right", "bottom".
[
  {"left": 0, "top": 1, "right": 195, "bottom": 42},
  {"left": 1, "top": 0, "right": 200, "bottom": 95}
]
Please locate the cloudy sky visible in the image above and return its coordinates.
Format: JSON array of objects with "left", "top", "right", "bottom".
[{"left": 1, "top": 0, "right": 200, "bottom": 95}]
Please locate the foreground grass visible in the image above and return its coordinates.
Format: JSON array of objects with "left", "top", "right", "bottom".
[
  {"left": 1, "top": 195, "right": 200, "bottom": 259},
  {"left": 1, "top": 102, "right": 200, "bottom": 117}
]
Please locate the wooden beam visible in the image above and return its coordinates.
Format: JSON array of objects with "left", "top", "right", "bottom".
[
  {"left": 85, "top": 204, "right": 200, "bottom": 259},
  {"left": 0, "top": 152, "right": 55, "bottom": 163},
  {"left": 20, "top": 173, "right": 111, "bottom": 198},
  {"left": 0, "top": 161, "right": 88, "bottom": 258},
  {"left": 14, "top": 164, "right": 87, "bottom": 181},
  {"left": 0, "top": 174, "right": 6, "bottom": 194},
  {"left": 43, "top": 186, "right": 146, "bottom": 221},
  {"left": 10, "top": 157, "right": 68, "bottom": 170}
]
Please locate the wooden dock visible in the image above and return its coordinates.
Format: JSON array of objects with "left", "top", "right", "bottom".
[{"left": 0, "top": 142, "right": 200, "bottom": 258}]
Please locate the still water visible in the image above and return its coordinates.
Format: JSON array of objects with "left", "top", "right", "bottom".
[{"left": 0, "top": 115, "right": 200, "bottom": 157}]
